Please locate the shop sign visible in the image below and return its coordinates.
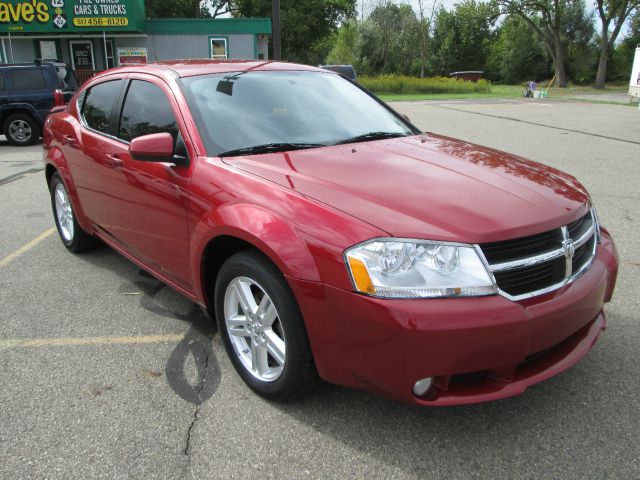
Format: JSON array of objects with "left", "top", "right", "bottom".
[
  {"left": 118, "top": 47, "right": 146, "bottom": 65},
  {"left": 0, "top": 0, "right": 144, "bottom": 33}
]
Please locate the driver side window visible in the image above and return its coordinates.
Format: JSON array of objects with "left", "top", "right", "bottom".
[{"left": 118, "top": 80, "right": 179, "bottom": 143}]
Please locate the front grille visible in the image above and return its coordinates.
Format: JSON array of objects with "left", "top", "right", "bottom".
[
  {"left": 480, "top": 211, "right": 598, "bottom": 300},
  {"left": 481, "top": 230, "right": 561, "bottom": 264},
  {"left": 493, "top": 257, "right": 565, "bottom": 298}
]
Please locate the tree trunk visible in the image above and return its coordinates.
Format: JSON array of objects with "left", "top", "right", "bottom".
[
  {"left": 594, "top": 35, "right": 609, "bottom": 89},
  {"left": 553, "top": 35, "right": 568, "bottom": 87}
]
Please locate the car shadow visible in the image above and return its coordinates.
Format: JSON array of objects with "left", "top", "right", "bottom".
[
  {"left": 70, "top": 246, "right": 632, "bottom": 477},
  {"left": 74, "top": 247, "right": 220, "bottom": 405}
]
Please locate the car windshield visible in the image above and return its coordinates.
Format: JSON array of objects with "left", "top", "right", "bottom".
[{"left": 181, "top": 71, "right": 413, "bottom": 157}]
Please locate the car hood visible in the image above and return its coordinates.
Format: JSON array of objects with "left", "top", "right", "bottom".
[{"left": 221, "top": 134, "right": 590, "bottom": 243}]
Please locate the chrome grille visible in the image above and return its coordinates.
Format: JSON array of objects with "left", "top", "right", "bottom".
[{"left": 479, "top": 211, "right": 598, "bottom": 300}]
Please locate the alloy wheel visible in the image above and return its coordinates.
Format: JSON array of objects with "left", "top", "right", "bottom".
[
  {"left": 54, "top": 182, "right": 74, "bottom": 242},
  {"left": 223, "top": 276, "right": 286, "bottom": 382},
  {"left": 9, "top": 119, "right": 32, "bottom": 143}
]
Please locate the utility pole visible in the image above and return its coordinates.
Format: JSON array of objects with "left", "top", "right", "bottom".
[{"left": 272, "top": 0, "right": 281, "bottom": 60}]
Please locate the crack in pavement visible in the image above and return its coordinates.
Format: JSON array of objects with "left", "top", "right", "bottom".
[
  {"left": 432, "top": 105, "right": 640, "bottom": 146},
  {"left": 181, "top": 334, "right": 214, "bottom": 465}
]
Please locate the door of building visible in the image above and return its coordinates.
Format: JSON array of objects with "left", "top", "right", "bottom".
[{"left": 70, "top": 41, "right": 95, "bottom": 71}]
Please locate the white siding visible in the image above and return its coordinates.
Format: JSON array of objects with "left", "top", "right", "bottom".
[{"left": 148, "top": 34, "right": 256, "bottom": 61}]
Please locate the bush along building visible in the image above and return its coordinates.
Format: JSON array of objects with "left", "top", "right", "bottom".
[{"left": 0, "top": 0, "right": 271, "bottom": 82}]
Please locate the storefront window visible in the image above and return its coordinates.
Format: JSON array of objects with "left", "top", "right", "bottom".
[
  {"left": 39, "top": 40, "right": 58, "bottom": 61},
  {"left": 210, "top": 38, "right": 227, "bottom": 59}
]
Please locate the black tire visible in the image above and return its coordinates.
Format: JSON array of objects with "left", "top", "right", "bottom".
[
  {"left": 4, "top": 113, "right": 40, "bottom": 146},
  {"left": 214, "top": 250, "right": 318, "bottom": 401},
  {"left": 49, "top": 172, "right": 99, "bottom": 253}
]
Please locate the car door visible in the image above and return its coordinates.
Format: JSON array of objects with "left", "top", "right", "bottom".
[
  {"left": 69, "top": 78, "right": 126, "bottom": 226},
  {"left": 101, "top": 76, "right": 194, "bottom": 292}
]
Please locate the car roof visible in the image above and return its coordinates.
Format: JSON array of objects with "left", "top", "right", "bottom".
[{"left": 91, "top": 59, "right": 332, "bottom": 83}]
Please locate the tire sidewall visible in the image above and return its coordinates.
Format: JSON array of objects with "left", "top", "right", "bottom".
[{"left": 214, "top": 251, "right": 313, "bottom": 400}]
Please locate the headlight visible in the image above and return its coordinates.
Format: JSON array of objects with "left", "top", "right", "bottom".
[{"left": 344, "top": 239, "right": 497, "bottom": 299}]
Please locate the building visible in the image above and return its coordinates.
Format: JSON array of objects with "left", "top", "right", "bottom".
[{"left": 0, "top": 0, "right": 271, "bottom": 82}]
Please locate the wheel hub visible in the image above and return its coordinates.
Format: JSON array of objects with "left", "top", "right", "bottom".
[
  {"left": 54, "top": 182, "right": 74, "bottom": 242},
  {"left": 224, "top": 277, "right": 286, "bottom": 382}
]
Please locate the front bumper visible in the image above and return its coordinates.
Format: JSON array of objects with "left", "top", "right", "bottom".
[{"left": 289, "top": 229, "right": 618, "bottom": 405}]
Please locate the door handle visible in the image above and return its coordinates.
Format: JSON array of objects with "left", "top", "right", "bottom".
[
  {"left": 61, "top": 134, "right": 79, "bottom": 148},
  {"left": 104, "top": 153, "right": 124, "bottom": 168}
]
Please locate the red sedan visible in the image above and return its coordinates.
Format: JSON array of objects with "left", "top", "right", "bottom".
[{"left": 43, "top": 60, "right": 618, "bottom": 406}]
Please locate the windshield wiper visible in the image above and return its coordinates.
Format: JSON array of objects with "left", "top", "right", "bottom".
[
  {"left": 334, "top": 131, "right": 408, "bottom": 145},
  {"left": 219, "top": 142, "right": 325, "bottom": 157}
]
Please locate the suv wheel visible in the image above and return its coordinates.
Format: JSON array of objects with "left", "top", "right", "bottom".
[
  {"left": 214, "top": 250, "right": 318, "bottom": 401},
  {"left": 4, "top": 113, "right": 40, "bottom": 146}
]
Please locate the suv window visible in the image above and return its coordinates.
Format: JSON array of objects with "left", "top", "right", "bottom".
[
  {"left": 10, "top": 69, "right": 47, "bottom": 91},
  {"left": 118, "top": 80, "right": 178, "bottom": 142},
  {"left": 81, "top": 79, "right": 124, "bottom": 134},
  {"left": 53, "top": 64, "right": 79, "bottom": 90}
]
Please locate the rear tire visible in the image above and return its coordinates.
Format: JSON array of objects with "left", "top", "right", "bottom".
[
  {"left": 50, "top": 172, "right": 99, "bottom": 253},
  {"left": 4, "top": 113, "right": 40, "bottom": 146},
  {"left": 214, "top": 250, "right": 318, "bottom": 401}
]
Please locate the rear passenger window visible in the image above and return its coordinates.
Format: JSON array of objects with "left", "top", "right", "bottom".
[
  {"left": 118, "top": 80, "right": 178, "bottom": 142},
  {"left": 81, "top": 80, "right": 124, "bottom": 134},
  {"left": 10, "top": 69, "right": 46, "bottom": 90}
]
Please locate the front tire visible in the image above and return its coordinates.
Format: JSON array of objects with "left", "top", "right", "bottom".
[
  {"left": 214, "top": 250, "right": 317, "bottom": 401},
  {"left": 4, "top": 113, "right": 40, "bottom": 146},
  {"left": 50, "top": 172, "right": 98, "bottom": 252}
]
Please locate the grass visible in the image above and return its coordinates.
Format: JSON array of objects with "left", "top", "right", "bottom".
[
  {"left": 358, "top": 74, "right": 630, "bottom": 102},
  {"left": 378, "top": 85, "right": 521, "bottom": 101},
  {"left": 359, "top": 75, "right": 492, "bottom": 95},
  {"left": 375, "top": 81, "right": 631, "bottom": 103}
]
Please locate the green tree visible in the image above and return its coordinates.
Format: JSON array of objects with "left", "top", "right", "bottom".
[
  {"left": 358, "top": 2, "right": 420, "bottom": 74},
  {"left": 496, "top": 0, "right": 586, "bottom": 87},
  {"left": 564, "top": 1, "right": 598, "bottom": 83},
  {"left": 145, "top": 0, "right": 231, "bottom": 18},
  {"left": 487, "top": 16, "right": 552, "bottom": 83},
  {"left": 231, "top": 0, "right": 357, "bottom": 65},
  {"left": 593, "top": 0, "right": 640, "bottom": 88},
  {"left": 609, "top": 10, "right": 640, "bottom": 80},
  {"left": 325, "top": 21, "right": 360, "bottom": 66},
  {"left": 429, "top": 0, "right": 498, "bottom": 76}
]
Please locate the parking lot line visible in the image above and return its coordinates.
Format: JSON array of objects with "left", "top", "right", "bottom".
[
  {"left": 0, "top": 333, "right": 185, "bottom": 349},
  {"left": 0, "top": 227, "right": 55, "bottom": 268}
]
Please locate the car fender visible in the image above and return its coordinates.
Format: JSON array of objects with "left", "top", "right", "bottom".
[
  {"left": 43, "top": 115, "right": 92, "bottom": 232},
  {"left": 190, "top": 201, "right": 322, "bottom": 302}
]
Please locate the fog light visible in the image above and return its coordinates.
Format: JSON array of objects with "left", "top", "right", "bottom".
[{"left": 413, "top": 377, "right": 434, "bottom": 397}]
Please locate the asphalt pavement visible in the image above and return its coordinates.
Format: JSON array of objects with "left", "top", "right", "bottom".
[{"left": 1, "top": 98, "right": 638, "bottom": 479}]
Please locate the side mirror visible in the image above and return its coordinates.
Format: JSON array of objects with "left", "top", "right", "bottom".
[{"left": 129, "top": 132, "right": 180, "bottom": 164}]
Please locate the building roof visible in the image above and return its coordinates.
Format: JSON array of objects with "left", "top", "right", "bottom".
[{"left": 145, "top": 18, "right": 272, "bottom": 35}]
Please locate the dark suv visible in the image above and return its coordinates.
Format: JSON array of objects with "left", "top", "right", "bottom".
[
  {"left": 0, "top": 60, "right": 78, "bottom": 146},
  {"left": 319, "top": 64, "right": 358, "bottom": 82}
]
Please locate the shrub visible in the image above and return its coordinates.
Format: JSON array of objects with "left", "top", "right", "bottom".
[{"left": 359, "top": 75, "right": 492, "bottom": 94}]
